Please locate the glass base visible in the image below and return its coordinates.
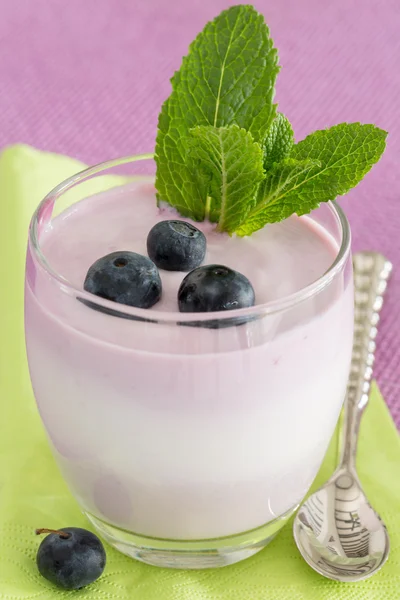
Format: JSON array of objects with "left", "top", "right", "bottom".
[{"left": 85, "top": 505, "right": 297, "bottom": 569}]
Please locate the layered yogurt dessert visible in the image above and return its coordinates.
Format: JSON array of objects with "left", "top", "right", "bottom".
[
  {"left": 26, "top": 179, "right": 353, "bottom": 542},
  {"left": 25, "top": 4, "right": 386, "bottom": 568}
]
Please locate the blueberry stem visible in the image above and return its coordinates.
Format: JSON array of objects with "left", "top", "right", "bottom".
[
  {"left": 205, "top": 195, "right": 212, "bottom": 221},
  {"left": 35, "top": 528, "right": 71, "bottom": 539}
]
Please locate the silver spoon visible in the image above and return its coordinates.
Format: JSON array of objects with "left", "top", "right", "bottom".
[{"left": 293, "top": 251, "right": 392, "bottom": 582}]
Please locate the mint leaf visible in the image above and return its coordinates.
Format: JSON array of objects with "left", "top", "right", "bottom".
[
  {"left": 189, "top": 125, "right": 265, "bottom": 233},
  {"left": 155, "top": 96, "right": 207, "bottom": 221},
  {"left": 263, "top": 113, "right": 294, "bottom": 168},
  {"left": 155, "top": 5, "right": 279, "bottom": 219},
  {"left": 156, "top": 99, "right": 207, "bottom": 221},
  {"left": 290, "top": 123, "right": 387, "bottom": 196},
  {"left": 237, "top": 123, "right": 387, "bottom": 235},
  {"left": 178, "top": 5, "right": 280, "bottom": 140}
]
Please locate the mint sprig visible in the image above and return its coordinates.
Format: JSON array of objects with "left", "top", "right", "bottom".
[
  {"left": 155, "top": 5, "right": 387, "bottom": 236},
  {"left": 155, "top": 5, "right": 279, "bottom": 220}
]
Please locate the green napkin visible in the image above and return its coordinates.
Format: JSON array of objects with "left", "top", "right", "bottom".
[{"left": 0, "top": 144, "right": 399, "bottom": 599}]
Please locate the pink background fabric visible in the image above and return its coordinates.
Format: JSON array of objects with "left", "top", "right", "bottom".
[{"left": 1, "top": 0, "right": 400, "bottom": 426}]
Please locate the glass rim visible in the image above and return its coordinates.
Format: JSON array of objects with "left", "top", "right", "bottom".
[{"left": 29, "top": 153, "right": 352, "bottom": 324}]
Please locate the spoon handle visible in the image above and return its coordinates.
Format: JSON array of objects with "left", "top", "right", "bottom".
[{"left": 339, "top": 252, "right": 392, "bottom": 471}]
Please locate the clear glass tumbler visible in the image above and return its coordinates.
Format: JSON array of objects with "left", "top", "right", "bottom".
[{"left": 25, "top": 155, "right": 354, "bottom": 569}]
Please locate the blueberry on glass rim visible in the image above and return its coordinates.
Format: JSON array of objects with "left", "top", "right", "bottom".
[
  {"left": 178, "top": 264, "right": 255, "bottom": 319},
  {"left": 147, "top": 220, "right": 206, "bottom": 271},
  {"left": 35, "top": 527, "right": 106, "bottom": 590},
  {"left": 84, "top": 251, "right": 161, "bottom": 309}
]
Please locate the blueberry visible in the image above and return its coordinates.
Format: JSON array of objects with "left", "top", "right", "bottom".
[
  {"left": 147, "top": 220, "right": 206, "bottom": 271},
  {"left": 36, "top": 527, "right": 106, "bottom": 590},
  {"left": 178, "top": 264, "right": 255, "bottom": 313},
  {"left": 84, "top": 251, "right": 161, "bottom": 308}
]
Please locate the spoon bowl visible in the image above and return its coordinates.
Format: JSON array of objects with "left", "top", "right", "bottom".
[{"left": 293, "top": 468, "right": 390, "bottom": 581}]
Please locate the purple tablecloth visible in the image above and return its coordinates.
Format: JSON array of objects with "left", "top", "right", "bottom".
[{"left": 1, "top": 0, "right": 399, "bottom": 426}]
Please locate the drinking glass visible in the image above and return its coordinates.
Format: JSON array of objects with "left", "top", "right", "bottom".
[{"left": 25, "top": 155, "right": 354, "bottom": 569}]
